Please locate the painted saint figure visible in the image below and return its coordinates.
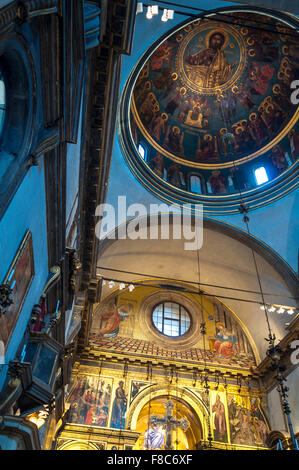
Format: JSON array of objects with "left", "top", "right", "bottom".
[
  {"left": 152, "top": 153, "right": 166, "bottom": 179},
  {"left": 212, "top": 394, "right": 227, "bottom": 442},
  {"left": 208, "top": 170, "right": 226, "bottom": 194},
  {"left": 111, "top": 381, "right": 127, "bottom": 429},
  {"left": 214, "top": 322, "right": 239, "bottom": 358},
  {"left": 185, "top": 31, "right": 236, "bottom": 88}
]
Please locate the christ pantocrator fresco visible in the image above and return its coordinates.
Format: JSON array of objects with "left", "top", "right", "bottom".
[
  {"left": 128, "top": 11, "right": 299, "bottom": 203},
  {"left": 185, "top": 31, "right": 236, "bottom": 88}
]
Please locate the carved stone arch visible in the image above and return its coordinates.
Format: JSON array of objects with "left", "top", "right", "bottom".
[
  {"left": 57, "top": 439, "right": 100, "bottom": 450},
  {"left": 126, "top": 383, "right": 210, "bottom": 442},
  {"left": 265, "top": 430, "right": 289, "bottom": 449}
]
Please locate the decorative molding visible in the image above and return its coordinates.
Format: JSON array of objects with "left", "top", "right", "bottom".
[
  {"left": 39, "top": 13, "right": 60, "bottom": 128},
  {"left": 79, "top": 1, "right": 138, "bottom": 297},
  {"left": 84, "top": 2, "right": 101, "bottom": 50},
  {"left": 63, "top": 0, "right": 85, "bottom": 143}
]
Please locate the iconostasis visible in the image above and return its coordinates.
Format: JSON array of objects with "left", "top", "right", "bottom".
[
  {"left": 58, "top": 283, "right": 271, "bottom": 450},
  {"left": 63, "top": 370, "right": 270, "bottom": 450}
]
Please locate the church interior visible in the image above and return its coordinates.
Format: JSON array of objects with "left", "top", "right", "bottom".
[{"left": 0, "top": 0, "right": 298, "bottom": 452}]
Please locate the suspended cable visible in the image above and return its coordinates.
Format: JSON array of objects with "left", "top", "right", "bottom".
[
  {"left": 100, "top": 274, "right": 299, "bottom": 310},
  {"left": 97, "top": 266, "right": 298, "bottom": 301},
  {"left": 146, "top": 361, "right": 153, "bottom": 450},
  {"left": 228, "top": 122, "right": 299, "bottom": 451}
]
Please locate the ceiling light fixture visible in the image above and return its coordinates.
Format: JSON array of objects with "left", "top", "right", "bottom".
[
  {"left": 146, "top": 5, "right": 158, "bottom": 19},
  {"left": 137, "top": 2, "right": 143, "bottom": 14},
  {"left": 161, "top": 9, "right": 174, "bottom": 22}
]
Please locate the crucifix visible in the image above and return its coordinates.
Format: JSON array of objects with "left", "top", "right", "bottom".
[{"left": 150, "top": 400, "right": 189, "bottom": 450}]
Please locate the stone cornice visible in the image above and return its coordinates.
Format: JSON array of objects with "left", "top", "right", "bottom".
[{"left": 74, "top": 347, "right": 260, "bottom": 387}]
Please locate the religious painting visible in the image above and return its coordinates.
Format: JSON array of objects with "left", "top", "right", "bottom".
[
  {"left": 88, "top": 286, "right": 257, "bottom": 372},
  {"left": 228, "top": 394, "right": 269, "bottom": 447},
  {"left": 197, "top": 388, "right": 210, "bottom": 410},
  {"left": 130, "top": 381, "right": 149, "bottom": 405},
  {"left": 206, "top": 306, "right": 256, "bottom": 369},
  {"left": 127, "top": 10, "right": 299, "bottom": 204},
  {"left": 210, "top": 391, "right": 228, "bottom": 443},
  {"left": 67, "top": 375, "right": 113, "bottom": 427},
  {"left": 110, "top": 380, "right": 128, "bottom": 429},
  {"left": 182, "top": 27, "right": 241, "bottom": 91},
  {"left": 0, "top": 230, "right": 34, "bottom": 351},
  {"left": 89, "top": 293, "right": 136, "bottom": 348}
]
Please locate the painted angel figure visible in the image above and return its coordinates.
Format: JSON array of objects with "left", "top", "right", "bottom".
[{"left": 98, "top": 305, "right": 129, "bottom": 338}]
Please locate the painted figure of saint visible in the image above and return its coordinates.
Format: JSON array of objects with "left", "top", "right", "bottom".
[
  {"left": 214, "top": 322, "right": 239, "bottom": 358},
  {"left": 271, "top": 145, "right": 288, "bottom": 176},
  {"left": 111, "top": 381, "right": 127, "bottom": 429},
  {"left": 196, "top": 135, "right": 219, "bottom": 162},
  {"left": 151, "top": 114, "right": 167, "bottom": 142},
  {"left": 288, "top": 129, "right": 299, "bottom": 160},
  {"left": 144, "top": 425, "right": 166, "bottom": 450},
  {"left": 167, "top": 163, "right": 185, "bottom": 188},
  {"left": 208, "top": 170, "right": 226, "bottom": 194},
  {"left": 164, "top": 126, "right": 184, "bottom": 156},
  {"left": 152, "top": 153, "right": 166, "bottom": 179},
  {"left": 212, "top": 394, "right": 227, "bottom": 442},
  {"left": 185, "top": 31, "right": 236, "bottom": 88}
]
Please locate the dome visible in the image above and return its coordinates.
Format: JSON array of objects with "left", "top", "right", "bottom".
[{"left": 120, "top": 7, "right": 299, "bottom": 215}]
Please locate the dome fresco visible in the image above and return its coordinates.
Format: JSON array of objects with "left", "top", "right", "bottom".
[{"left": 120, "top": 8, "right": 299, "bottom": 213}]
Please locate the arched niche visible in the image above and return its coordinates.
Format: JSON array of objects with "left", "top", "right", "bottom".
[
  {"left": 127, "top": 384, "right": 209, "bottom": 448},
  {"left": 92, "top": 283, "right": 260, "bottom": 369},
  {"left": 57, "top": 439, "right": 101, "bottom": 450}
]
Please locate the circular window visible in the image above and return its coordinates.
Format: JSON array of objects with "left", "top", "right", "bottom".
[{"left": 152, "top": 302, "right": 191, "bottom": 337}]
